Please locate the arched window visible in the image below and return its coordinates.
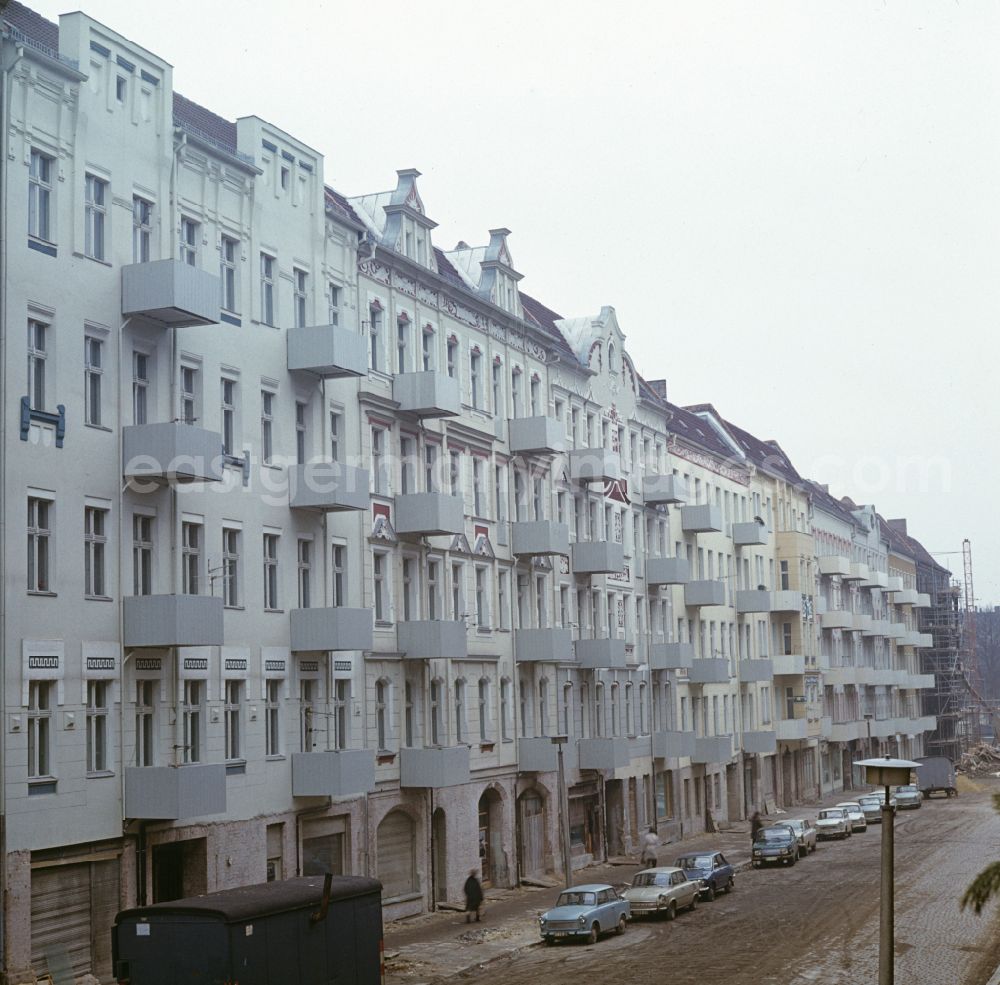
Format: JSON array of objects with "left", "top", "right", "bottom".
[
  {"left": 610, "top": 682, "right": 620, "bottom": 736},
  {"left": 562, "top": 682, "right": 574, "bottom": 736},
  {"left": 478, "top": 677, "right": 490, "bottom": 742},
  {"left": 624, "top": 681, "right": 633, "bottom": 736},
  {"left": 519, "top": 677, "right": 529, "bottom": 737},
  {"left": 538, "top": 678, "right": 549, "bottom": 736},
  {"left": 595, "top": 682, "right": 605, "bottom": 737},
  {"left": 375, "top": 678, "right": 390, "bottom": 751},
  {"left": 608, "top": 341, "right": 617, "bottom": 374},
  {"left": 429, "top": 678, "right": 443, "bottom": 745},
  {"left": 454, "top": 678, "right": 466, "bottom": 744},
  {"left": 500, "top": 677, "right": 511, "bottom": 741},
  {"left": 638, "top": 681, "right": 648, "bottom": 735},
  {"left": 580, "top": 681, "right": 591, "bottom": 738}
]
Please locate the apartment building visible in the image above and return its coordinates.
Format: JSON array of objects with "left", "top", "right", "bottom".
[{"left": 0, "top": 4, "right": 942, "bottom": 982}]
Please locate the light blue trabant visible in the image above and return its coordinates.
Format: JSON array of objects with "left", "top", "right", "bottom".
[{"left": 539, "top": 883, "right": 630, "bottom": 945}]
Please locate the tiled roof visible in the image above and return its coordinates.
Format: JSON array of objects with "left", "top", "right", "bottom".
[
  {"left": 898, "top": 529, "right": 951, "bottom": 577},
  {"left": 324, "top": 186, "right": 366, "bottom": 230},
  {"left": 878, "top": 515, "right": 915, "bottom": 561},
  {"left": 722, "top": 419, "right": 805, "bottom": 487},
  {"left": 665, "top": 401, "right": 739, "bottom": 461},
  {"left": 433, "top": 247, "right": 472, "bottom": 293},
  {"left": 2, "top": 1, "right": 59, "bottom": 52},
  {"left": 805, "top": 480, "right": 863, "bottom": 528},
  {"left": 518, "top": 292, "right": 577, "bottom": 362},
  {"left": 172, "top": 92, "right": 238, "bottom": 152}
]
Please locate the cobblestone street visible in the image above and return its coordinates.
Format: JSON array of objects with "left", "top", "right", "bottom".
[{"left": 389, "top": 777, "right": 1000, "bottom": 985}]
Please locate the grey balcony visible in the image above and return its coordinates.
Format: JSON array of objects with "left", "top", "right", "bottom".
[
  {"left": 915, "top": 593, "right": 932, "bottom": 608},
  {"left": 291, "top": 750, "right": 376, "bottom": 797},
  {"left": 393, "top": 371, "right": 462, "bottom": 417},
  {"left": 738, "top": 658, "right": 774, "bottom": 682},
  {"left": 855, "top": 614, "right": 874, "bottom": 634},
  {"left": 771, "top": 653, "right": 806, "bottom": 675},
  {"left": 575, "top": 637, "right": 627, "bottom": 669},
  {"left": 517, "top": 736, "right": 578, "bottom": 773},
  {"left": 817, "top": 555, "right": 851, "bottom": 578},
  {"left": 649, "top": 641, "right": 694, "bottom": 671},
  {"left": 691, "top": 735, "right": 733, "bottom": 764},
  {"left": 645, "top": 556, "right": 690, "bottom": 586},
  {"left": 287, "top": 324, "right": 367, "bottom": 378},
  {"left": 568, "top": 448, "right": 621, "bottom": 484},
  {"left": 846, "top": 562, "right": 869, "bottom": 582},
  {"left": 652, "top": 730, "right": 696, "bottom": 759},
  {"left": 124, "top": 764, "right": 226, "bottom": 819},
  {"left": 123, "top": 595, "right": 224, "bottom": 648},
  {"left": 122, "top": 259, "right": 220, "bottom": 327},
  {"left": 686, "top": 658, "right": 731, "bottom": 684},
  {"left": 511, "top": 521, "right": 570, "bottom": 557},
  {"left": 288, "top": 462, "right": 369, "bottom": 512},
  {"left": 684, "top": 580, "right": 726, "bottom": 607},
  {"left": 733, "top": 521, "right": 769, "bottom": 547},
  {"left": 578, "top": 737, "right": 631, "bottom": 771},
  {"left": 515, "top": 628, "right": 574, "bottom": 663},
  {"left": 398, "top": 620, "right": 468, "bottom": 660},
  {"left": 395, "top": 492, "right": 465, "bottom": 536},
  {"left": 736, "top": 589, "right": 771, "bottom": 614},
  {"left": 771, "top": 590, "right": 804, "bottom": 613},
  {"left": 571, "top": 540, "right": 625, "bottom": 575},
  {"left": 400, "top": 746, "right": 471, "bottom": 788},
  {"left": 123, "top": 423, "right": 223, "bottom": 484},
  {"left": 886, "top": 576, "right": 904, "bottom": 593},
  {"left": 290, "top": 607, "right": 373, "bottom": 652},
  {"left": 508, "top": 416, "right": 565, "bottom": 456},
  {"left": 820, "top": 610, "right": 854, "bottom": 631},
  {"left": 774, "top": 718, "right": 809, "bottom": 741},
  {"left": 892, "top": 589, "right": 919, "bottom": 606},
  {"left": 680, "top": 504, "right": 724, "bottom": 534},
  {"left": 829, "top": 721, "right": 861, "bottom": 742},
  {"left": 741, "top": 730, "right": 777, "bottom": 755},
  {"left": 642, "top": 473, "right": 688, "bottom": 505}
]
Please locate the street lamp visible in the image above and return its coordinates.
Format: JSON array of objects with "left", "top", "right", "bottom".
[
  {"left": 551, "top": 735, "right": 573, "bottom": 887},
  {"left": 854, "top": 756, "right": 921, "bottom": 985}
]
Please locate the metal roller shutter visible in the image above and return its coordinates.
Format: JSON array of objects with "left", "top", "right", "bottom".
[{"left": 377, "top": 810, "right": 417, "bottom": 900}]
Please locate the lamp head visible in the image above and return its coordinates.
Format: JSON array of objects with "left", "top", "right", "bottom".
[{"left": 854, "top": 755, "right": 921, "bottom": 788}]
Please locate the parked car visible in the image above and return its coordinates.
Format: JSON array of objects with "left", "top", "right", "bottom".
[
  {"left": 894, "top": 784, "right": 924, "bottom": 810},
  {"left": 857, "top": 794, "right": 887, "bottom": 823},
  {"left": 622, "top": 866, "right": 702, "bottom": 919},
  {"left": 783, "top": 818, "right": 818, "bottom": 857},
  {"left": 816, "top": 807, "right": 851, "bottom": 840},
  {"left": 915, "top": 756, "right": 957, "bottom": 798},
  {"left": 673, "top": 851, "right": 735, "bottom": 900},
  {"left": 752, "top": 824, "right": 800, "bottom": 867},
  {"left": 836, "top": 801, "right": 868, "bottom": 832},
  {"left": 539, "top": 884, "right": 630, "bottom": 945}
]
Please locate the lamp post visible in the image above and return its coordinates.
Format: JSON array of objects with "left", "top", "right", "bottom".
[
  {"left": 551, "top": 735, "right": 573, "bottom": 887},
  {"left": 854, "top": 756, "right": 921, "bottom": 985}
]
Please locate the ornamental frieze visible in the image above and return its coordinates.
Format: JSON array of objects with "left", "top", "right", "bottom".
[{"left": 359, "top": 258, "right": 390, "bottom": 284}]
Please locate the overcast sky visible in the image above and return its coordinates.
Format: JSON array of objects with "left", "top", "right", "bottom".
[{"left": 28, "top": 0, "right": 1000, "bottom": 602}]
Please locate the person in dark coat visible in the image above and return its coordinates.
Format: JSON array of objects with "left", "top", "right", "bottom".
[
  {"left": 463, "top": 869, "right": 484, "bottom": 923},
  {"left": 750, "top": 810, "right": 764, "bottom": 846}
]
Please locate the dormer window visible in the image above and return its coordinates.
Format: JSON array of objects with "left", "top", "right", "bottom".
[
  {"left": 417, "top": 236, "right": 426, "bottom": 265},
  {"left": 405, "top": 230, "right": 413, "bottom": 258}
]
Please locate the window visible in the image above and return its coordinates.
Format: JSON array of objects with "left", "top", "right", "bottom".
[
  {"left": 86, "top": 681, "right": 109, "bottom": 773},
  {"left": 221, "top": 236, "right": 239, "bottom": 312},
  {"left": 265, "top": 680, "right": 281, "bottom": 756},
  {"left": 222, "top": 528, "right": 241, "bottom": 606},
  {"left": 298, "top": 539, "right": 312, "bottom": 608},
  {"left": 538, "top": 678, "right": 549, "bottom": 736},
  {"left": 455, "top": 680, "right": 467, "bottom": 743},
  {"left": 293, "top": 269, "right": 308, "bottom": 328},
  {"left": 327, "top": 283, "right": 340, "bottom": 325},
  {"left": 400, "top": 436, "right": 416, "bottom": 495},
  {"left": 135, "top": 680, "right": 155, "bottom": 766},
  {"left": 296, "top": 401, "right": 307, "bottom": 464},
  {"left": 422, "top": 327, "right": 434, "bottom": 370},
  {"left": 475, "top": 566, "right": 488, "bottom": 627},
  {"left": 424, "top": 444, "right": 439, "bottom": 492},
  {"left": 529, "top": 376, "right": 540, "bottom": 416},
  {"left": 492, "top": 360, "right": 502, "bottom": 415},
  {"left": 430, "top": 679, "right": 443, "bottom": 745},
  {"left": 300, "top": 680, "right": 315, "bottom": 751},
  {"left": 332, "top": 545, "right": 345, "bottom": 606},
  {"left": 27, "top": 497, "right": 51, "bottom": 593},
  {"left": 402, "top": 557, "right": 416, "bottom": 621},
  {"left": 396, "top": 318, "right": 408, "bottom": 373},
  {"left": 498, "top": 570, "right": 510, "bottom": 630},
  {"left": 84, "top": 506, "right": 109, "bottom": 598},
  {"left": 180, "top": 217, "right": 198, "bottom": 265},
  {"left": 369, "top": 305, "right": 382, "bottom": 371},
  {"left": 132, "top": 351, "right": 149, "bottom": 425},
  {"left": 260, "top": 390, "right": 274, "bottom": 464},
  {"left": 260, "top": 253, "right": 275, "bottom": 325},
  {"left": 182, "top": 521, "right": 201, "bottom": 594},
  {"left": 133, "top": 515, "right": 153, "bottom": 596},
  {"left": 28, "top": 681, "right": 53, "bottom": 778},
  {"left": 373, "top": 552, "right": 388, "bottom": 621},
  {"left": 376, "top": 679, "right": 388, "bottom": 751},
  {"left": 371, "top": 428, "right": 388, "bottom": 495},
  {"left": 473, "top": 458, "right": 485, "bottom": 516},
  {"left": 263, "top": 533, "right": 280, "bottom": 610},
  {"left": 478, "top": 678, "right": 490, "bottom": 742},
  {"left": 404, "top": 680, "right": 414, "bottom": 746},
  {"left": 225, "top": 680, "right": 242, "bottom": 761},
  {"left": 500, "top": 678, "right": 511, "bottom": 741},
  {"left": 29, "top": 150, "right": 53, "bottom": 241},
  {"left": 446, "top": 337, "right": 457, "bottom": 378},
  {"left": 85, "top": 336, "right": 103, "bottom": 426},
  {"left": 330, "top": 410, "right": 342, "bottom": 461},
  {"left": 180, "top": 364, "right": 196, "bottom": 424},
  {"left": 511, "top": 369, "right": 522, "bottom": 418},
  {"left": 449, "top": 451, "right": 461, "bottom": 496},
  {"left": 427, "top": 559, "right": 440, "bottom": 620},
  {"left": 221, "top": 378, "right": 237, "bottom": 456},
  {"left": 132, "top": 196, "right": 152, "bottom": 262},
  {"left": 470, "top": 350, "right": 482, "bottom": 408},
  {"left": 451, "top": 563, "right": 464, "bottom": 620},
  {"left": 84, "top": 174, "right": 108, "bottom": 260},
  {"left": 27, "top": 319, "right": 47, "bottom": 411},
  {"left": 182, "top": 680, "right": 202, "bottom": 763},
  {"left": 116, "top": 74, "right": 127, "bottom": 102}
]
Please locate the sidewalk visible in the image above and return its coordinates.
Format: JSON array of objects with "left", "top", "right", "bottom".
[{"left": 383, "top": 815, "right": 769, "bottom": 982}]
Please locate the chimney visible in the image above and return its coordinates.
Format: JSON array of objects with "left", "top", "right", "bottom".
[
  {"left": 647, "top": 379, "right": 667, "bottom": 400},
  {"left": 888, "top": 518, "right": 908, "bottom": 535}
]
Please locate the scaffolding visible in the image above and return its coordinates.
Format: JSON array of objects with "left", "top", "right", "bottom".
[{"left": 919, "top": 577, "right": 967, "bottom": 761}]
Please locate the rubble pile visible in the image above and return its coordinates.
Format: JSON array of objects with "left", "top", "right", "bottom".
[{"left": 956, "top": 743, "right": 1000, "bottom": 774}]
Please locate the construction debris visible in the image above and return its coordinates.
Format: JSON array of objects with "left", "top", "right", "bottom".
[{"left": 956, "top": 743, "right": 1000, "bottom": 774}]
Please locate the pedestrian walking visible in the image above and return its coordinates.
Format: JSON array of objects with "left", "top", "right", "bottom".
[
  {"left": 750, "top": 810, "right": 763, "bottom": 846},
  {"left": 463, "top": 869, "right": 484, "bottom": 923},
  {"left": 640, "top": 826, "right": 659, "bottom": 868}
]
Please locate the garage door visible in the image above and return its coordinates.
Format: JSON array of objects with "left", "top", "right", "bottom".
[
  {"left": 31, "top": 858, "right": 119, "bottom": 983},
  {"left": 377, "top": 810, "right": 417, "bottom": 900}
]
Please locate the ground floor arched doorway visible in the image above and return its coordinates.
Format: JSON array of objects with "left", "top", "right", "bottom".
[
  {"left": 478, "top": 789, "right": 504, "bottom": 886},
  {"left": 517, "top": 790, "right": 546, "bottom": 881}
]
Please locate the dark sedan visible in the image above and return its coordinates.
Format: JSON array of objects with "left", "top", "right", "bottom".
[
  {"left": 752, "top": 825, "right": 799, "bottom": 867},
  {"left": 674, "top": 851, "right": 735, "bottom": 900}
]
